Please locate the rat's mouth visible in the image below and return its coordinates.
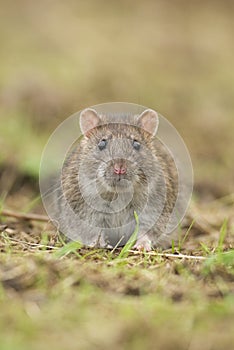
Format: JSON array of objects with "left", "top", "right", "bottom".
[
  {"left": 97, "top": 173, "right": 132, "bottom": 193},
  {"left": 107, "top": 174, "right": 131, "bottom": 187}
]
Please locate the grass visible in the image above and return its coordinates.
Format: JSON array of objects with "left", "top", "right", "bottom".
[
  {"left": 217, "top": 219, "right": 228, "bottom": 253},
  {"left": 53, "top": 240, "right": 83, "bottom": 259},
  {"left": 0, "top": 279, "right": 232, "bottom": 350},
  {"left": 0, "top": 201, "right": 233, "bottom": 349},
  {"left": 116, "top": 211, "right": 139, "bottom": 259},
  {"left": 178, "top": 219, "right": 195, "bottom": 252}
]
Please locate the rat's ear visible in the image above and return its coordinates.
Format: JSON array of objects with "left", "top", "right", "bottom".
[
  {"left": 137, "top": 109, "right": 159, "bottom": 136},
  {"left": 80, "top": 108, "right": 101, "bottom": 135}
]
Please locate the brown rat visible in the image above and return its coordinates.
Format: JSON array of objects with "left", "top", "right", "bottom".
[{"left": 56, "top": 108, "right": 179, "bottom": 250}]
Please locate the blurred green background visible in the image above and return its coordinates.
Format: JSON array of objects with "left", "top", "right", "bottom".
[{"left": 0, "top": 0, "right": 234, "bottom": 201}]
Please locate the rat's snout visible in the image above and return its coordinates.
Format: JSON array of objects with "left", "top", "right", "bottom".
[{"left": 113, "top": 160, "right": 127, "bottom": 175}]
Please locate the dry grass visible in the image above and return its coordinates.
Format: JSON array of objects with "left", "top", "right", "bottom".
[{"left": 0, "top": 193, "right": 234, "bottom": 349}]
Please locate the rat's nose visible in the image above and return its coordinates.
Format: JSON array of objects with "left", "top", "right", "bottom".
[{"left": 114, "top": 163, "right": 127, "bottom": 175}]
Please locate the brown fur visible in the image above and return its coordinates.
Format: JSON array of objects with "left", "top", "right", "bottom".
[{"left": 56, "top": 111, "right": 179, "bottom": 249}]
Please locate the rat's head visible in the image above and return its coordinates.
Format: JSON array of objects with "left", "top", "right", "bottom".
[{"left": 78, "top": 108, "right": 159, "bottom": 193}]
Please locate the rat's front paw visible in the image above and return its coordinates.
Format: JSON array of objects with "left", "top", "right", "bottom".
[{"left": 133, "top": 236, "right": 152, "bottom": 251}]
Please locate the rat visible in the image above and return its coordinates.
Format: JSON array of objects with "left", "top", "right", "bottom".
[{"left": 55, "top": 108, "right": 179, "bottom": 251}]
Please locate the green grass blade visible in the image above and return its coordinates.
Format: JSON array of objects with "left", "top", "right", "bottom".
[
  {"left": 217, "top": 219, "right": 228, "bottom": 253},
  {"left": 178, "top": 219, "right": 195, "bottom": 251},
  {"left": 53, "top": 241, "right": 83, "bottom": 259},
  {"left": 200, "top": 242, "right": 211, "bottom": 255},
  {"left": 117, "top": 211, "right": 139, "bottom": 259}
]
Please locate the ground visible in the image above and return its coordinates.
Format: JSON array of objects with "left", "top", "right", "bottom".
[
  {"left": 0, "top": 1, "right": 234, "bottom": 349},
  {"left": 0, "top": 185, "right": 233, "bottom": 349}
]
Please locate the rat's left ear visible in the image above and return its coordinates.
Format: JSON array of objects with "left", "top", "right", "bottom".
[{"left": 137, "top": 109, "right": 159, "bottom": 136}]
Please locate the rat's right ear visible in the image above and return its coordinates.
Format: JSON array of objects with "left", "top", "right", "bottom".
[{"left": 79, "top": 108, "right": 101, "bottom": 135}]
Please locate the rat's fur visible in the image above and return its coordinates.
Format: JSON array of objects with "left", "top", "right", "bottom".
[{"left": 56, "top": 110, "right": 178, "bottom": 250}]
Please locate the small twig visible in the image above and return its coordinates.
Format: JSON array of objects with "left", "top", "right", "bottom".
[
  {"left": 128, "top": 250, "right": 206, "bottom": 260},
  {"left": 4, "top": 237, "right": 59, "bottom": 250},
  {"left": 0, "top": 209, "right": 49, "bottom": 222}
]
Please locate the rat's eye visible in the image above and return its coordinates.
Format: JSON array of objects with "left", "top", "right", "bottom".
[
  {"left": 98, "top": 139, "right": 107, "bottom": 150},
  {"left": 132, "top": 140, "right": 141, "bottom": 151}
]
